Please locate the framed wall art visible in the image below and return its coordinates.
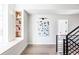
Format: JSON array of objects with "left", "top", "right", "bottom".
[{"left": 38, "top": 17, "right": 49, "bottom": 37}]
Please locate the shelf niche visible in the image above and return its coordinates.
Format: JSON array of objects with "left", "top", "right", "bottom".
[{"left": 16, "top": 11, "right": 22, "bottom": 37}]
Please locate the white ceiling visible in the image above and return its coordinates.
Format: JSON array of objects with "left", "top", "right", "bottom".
[{"left": 16, "top": 4, "right": 79, "bottom": 15}]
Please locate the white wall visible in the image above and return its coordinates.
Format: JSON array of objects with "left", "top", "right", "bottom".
[
  {"left": 23, "top": 10, "right": 29, "bottom": 45},
  {"left": 0, "top": 4, "right": 29, "bottom": 55},
  {"left": 29, "top": 14, "right": 79, "bottom": 44},
  {"left": 8, "top": 4, "right": 16, "bottom": 42},
  {"left": 0, "top": 5, "right": 3, "bottom": 43},
  {"left": 68, "top": 14, "right": 79, "bottom": 32},
  {"left": 1, "top": 10, "right": 29, "bottom": 55},
  {"left": 29, "top": 14, "right": 57, "bottom": 44},
  {"left": 2, "top": 4, "right": 16, "bottom": 42},
  {"left": 2, "top": 4, "right": 8, "bottom": 43}
]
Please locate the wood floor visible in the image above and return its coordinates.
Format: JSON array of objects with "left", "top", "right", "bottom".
[{"left": 21, "top": 44, "right": 56, "bottom": 55}]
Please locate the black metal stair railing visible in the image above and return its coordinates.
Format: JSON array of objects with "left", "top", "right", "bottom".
[
  {"left": 56, "top": 35, "right": 66, "bottom": 55},
  {"left": 64, "top": 26, "right": 79, "bottom": 55},
  {"left": 56, "top": 26, "right": 79, "bottom": 55},
  {"left": 64, "top": 35, "right": 79, "bottom": 55}
]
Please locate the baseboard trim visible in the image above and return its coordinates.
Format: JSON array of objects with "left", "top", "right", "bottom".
[
  {"left": 29, "top": 43, "right": 56, "bottom": 45},
  {"left": 19, "top": 44, "right": 28, "bottom": 55},
  {"left": 28, "top": 43, "right": 56, "bottom": 46}
]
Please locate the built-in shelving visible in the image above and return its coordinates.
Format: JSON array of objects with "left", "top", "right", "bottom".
[{"left": 16, "top": 11, "right": 22, "bottom": 37}]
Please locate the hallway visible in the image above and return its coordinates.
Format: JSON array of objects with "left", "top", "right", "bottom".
[
  {"left": 21, "top": 45, "right": 56, "bottom": 55},
  {"left": 0, "top": 4, "right": 79, "bottom": 55}
]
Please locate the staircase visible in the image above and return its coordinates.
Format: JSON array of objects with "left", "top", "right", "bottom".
[
  {"left": 56, "top": 26, "right": 79, "bottom": 55},
  {"left": 56, "top": 35, "right": 66, "bottom": 55}
]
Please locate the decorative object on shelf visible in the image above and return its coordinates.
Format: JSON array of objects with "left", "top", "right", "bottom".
[
  {"left": 16, "top": 11, "right": 22, "bottom": 37},
  {"left": 38, "top": 17, "right": 49, "bottom": 37}
]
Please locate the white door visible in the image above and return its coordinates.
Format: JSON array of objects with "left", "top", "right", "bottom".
[
  {"left": 57, "top": 20, "right": 68, "bottom": 54},
  {"left": 58, "top": 20, "right": 68, "bottom": 35}
]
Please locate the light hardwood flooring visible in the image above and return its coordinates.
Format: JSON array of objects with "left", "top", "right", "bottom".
[{"left": 21, "top": 44, "right": 56, "bottom": 55}]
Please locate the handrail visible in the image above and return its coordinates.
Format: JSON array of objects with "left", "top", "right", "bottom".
[
  {"left": 56, "top": 25, "right": 79, "bottom": 55},
  {"left": 70, "top": 35, "right": 79, "bottom": 40},
  {"left": 68, "top": 30, "right": 79, "bottom": 38},
  {"left": 65, "top": 26, "right": 79, "bottom": 55},
  {"left": 67, "top": 26, "right": 79, "bottom": 36}
]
